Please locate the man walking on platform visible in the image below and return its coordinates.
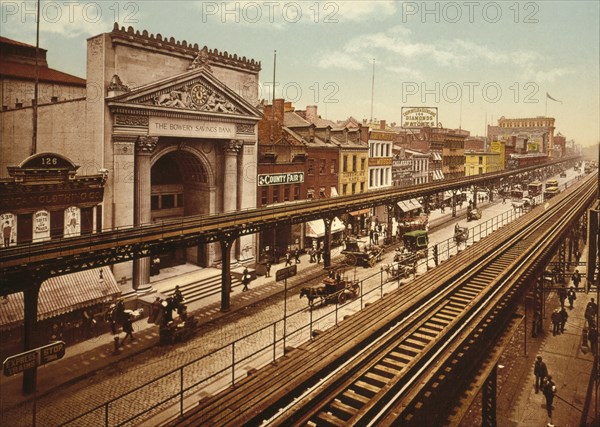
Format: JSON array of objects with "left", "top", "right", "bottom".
[
  {"left": 534, "top": 355, "right": 548, "bottom": 393},
  {"left": 572, "top": 269, "right": 581, "bottom": 289}
]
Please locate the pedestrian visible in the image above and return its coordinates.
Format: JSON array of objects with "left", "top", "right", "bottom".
[
  {"left": 285, "top": 251, "right": 292, "bottom": 266},
  {"left": 542, "top": 375, "right": 557, "bottom": 418},
  {"left": 149, "top": 297, "right": 162, "bottom": 324},
  {"left": 589, "top": 326, "right": 598, "bottom": 355},
  {"left": 173, "top": 285, "right": 184, "bottom": 306},
  {"left": 575, "top": 249, "right": 581, "bottom": 261},
  {"left": 265, "top": 261, "right": 271, "bottom": 277},
  {"left": 316, "top": 248, "right": 322, "bottom": 264},
  {"left": 122, "top": 314, "right": 135, "bottom": 343},
  {"left": 551, "top": 309, "right": 561, "bottom": 335},
  {"left": 533, "top": 355, "right": 548, "bottom": 393},
  {"left": 559, "top": 307, "right": 568, "bottom": 333},
  {"left": 369, "top": 229, "right": 374, "bottom": 244},
  {"left": 585, "top": 298, "right": 598, "bottom": 329},
  {"left": 294, "top": 248, "right": 300, "bottom": 264},
  {"left": 558, "top": 285, "right": 567, "bottom": 308},
  {"left": 242, "top": 267, "right": 250, "bottom": 292},
  {"left": 567, "top": 286, "right": 576, "bottom": 309},
  {"left": 373, "top": 231, "right": 379, "bottom": 245},
  {"left": 2, "top": 220, "right": 12, "bottom": 247},
  {"left": 572, "top": 269, "right": 581, "bottom": 289},
  {"left": 309, "top": 248, "right": 316, "bottom": 263}
]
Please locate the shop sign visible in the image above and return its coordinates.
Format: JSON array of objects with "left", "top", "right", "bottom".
[
  {"left": 64, "top": 206, "right": 81, "bottom": 237},
  {"left": 33, "top": 210, "right": 50, "bottom": 242},
  {"left": 0, "top": 188, "right": 104, "bottom": 211},
  {"left": 0, "top": 213, "right": 17, "bottom": 248},
  {"left": 3, "top": 341, "right": 65, "bottom": 377},
  {"left": 149, "top": 117, "right": 236, "bottom": 139},
  {"left": 401, "top": 107, "right": 438, "bottom": 129},
  {"left": 258, "top": 172, "right": 304, "bottom": 186}
]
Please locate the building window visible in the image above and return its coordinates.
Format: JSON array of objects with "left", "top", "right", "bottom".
[
  {"left": 294, "top": 184, "right": 300, "bottom": 200},
  {"left": 360, "top": 182, "right": 365, "bottom": 192},
  {"left": 351, "top": 183, "right": 356, "bottom": 194},
  {"left": 319, "top": 159, "right": 326, "bottom": 175},
  {"left": 261, "top": 187, "right": 268, "bottom": 205},
  {"left": 343, "top": 155, "right": 348, "bottom": 172},
  {"left": 352, "top": 155, "right": 357, "bottom": 172},
  {"left": 342, "top": 183, "right": 347, "bottom": 195},
  {"left": 161, "top": 195, "right": 175, "bottom": 209},
  {"left": 330, "top": 159, "right": 336, "bottom": 174},
  {"left": 284, "top": 185, "right": 290, "bottom": 201},
  {"left": 273, "top": 186, "right": 279, "bottom": 203},
  {"left": 308, "top": 159, "right": 314, "bottom": 175},
  {"left": 307, "top": 188, "right": 315, "bottom": 199},
  {"left": 319, "top": 187, "right": 326, "bottom": 198},
  {"left": 151, "top": 195, "right": 159, "bottom": 210},
  {"left": 361, "top": 158, "right": 366, "bottom": 171}
]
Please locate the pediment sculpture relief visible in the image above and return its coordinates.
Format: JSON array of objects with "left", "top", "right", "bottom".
[{"left": 152, "top": 83, "right": 237, "bottom": 114}]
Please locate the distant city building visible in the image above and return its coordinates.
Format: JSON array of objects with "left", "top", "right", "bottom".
[
  {"left": 488, "top": 116, "right": 555, "bottom": 157},
  {"left": 464, "top": 151, "right": 501, "bottom": 176}
]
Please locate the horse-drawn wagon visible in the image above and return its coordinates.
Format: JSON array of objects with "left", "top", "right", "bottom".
[
  {"left": 300, "top": 272, "right": 360, "bottom": 306},
  {"left": 454, "top": 224, "right": 469, "bottom": 247},
  {"left": 341, "top": 237, "right": 383, "bottom": 268}
]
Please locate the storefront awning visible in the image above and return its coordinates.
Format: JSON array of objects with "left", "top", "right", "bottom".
[
  {"left": 306, "top": 217, "right": 346, "bottom": 238},
  {"left": 350, "top": 208, "right": 370, "bottom": 216},
  {"left": 330, "top": 186, "right": 339, "bottom": 197},
  {"left": 432, "top": 170, "right": 445, "bottom": 180},
  {"left": 0, "top": 266, "right": 120, "bottom": 331},
  {"left": 397, "top": 199, "right": 423, "bottom": 212},
  {"left": 432, "top": 152, "right": 442, "bottom": 161}
]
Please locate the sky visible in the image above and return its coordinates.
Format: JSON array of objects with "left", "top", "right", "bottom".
[{"left": 2, "top": 0, "right": 599, "bottom": 146}]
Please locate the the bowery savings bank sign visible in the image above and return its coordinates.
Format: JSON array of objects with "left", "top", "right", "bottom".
[{"left": 258, "top": 173, "right": 304, "bottom": 186}]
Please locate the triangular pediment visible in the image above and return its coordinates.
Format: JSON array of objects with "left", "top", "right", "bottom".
[{"left": 107, "top": 68, "right": 261, "bottom": 119}]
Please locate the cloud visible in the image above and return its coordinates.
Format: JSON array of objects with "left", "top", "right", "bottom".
[
  {"left": 334, "top": 0, "right": 397, "bottom": 22},
  {"left": 318, "top": 52, "right": 366, "bottom": 70}
]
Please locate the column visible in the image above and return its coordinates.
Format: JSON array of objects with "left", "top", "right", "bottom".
[
  {"left": 223, "top": 140, "right": 241, "bottom": 213},
  {"left": 22, "top": 275, "right": 42, "bottom": 394},
  {"left": 133, "top": 136, "right": 157, "bottom": 291},
  {"left": 322, "top": 217, "right": 332, "bottom": 269}
]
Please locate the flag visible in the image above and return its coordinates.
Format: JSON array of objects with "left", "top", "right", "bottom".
[{"left": 546, "top": 92, "right": 562, "bottom": 103}]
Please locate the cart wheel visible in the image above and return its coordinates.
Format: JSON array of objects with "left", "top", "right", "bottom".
[{"left": 338, "top": 291, "right": 348, "bottom": 304}]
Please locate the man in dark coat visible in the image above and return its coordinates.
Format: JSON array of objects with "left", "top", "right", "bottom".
[
  {"left": 533, "top": 355, "right": 548, "bottom": 393},
  {"left": 242, "top": 267, "right": 250, "bottom": 292},
  {"left": 122, "top": 314, "right": 135, "bottom": 343},
  {"left": 542, "top": 375, "right": 557, "bottom": 417},
  {"left": 551, "top": 309, "right": 561, "bottom": 335},
  {"left": 572, "top": 269, "right": 581, "bottom": 289},
  {"left": 559, "top": 307, "right": 568, "bottom": 333}
]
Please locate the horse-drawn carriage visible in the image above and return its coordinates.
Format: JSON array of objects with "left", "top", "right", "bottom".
[
  {"left": 454, "top": 224, "right": 469, "bottom": 246},
  {"left": 402, "top": 230, "right": 428, "bottom": 259},
  {"left": 466, "top": 207, "right": 482, "bottom": 221},
  {"left": 300, "top": 272, "right": 360, "bottom": 306},
  {"left": 341, "top": 237, "right": 383, "bottom": 268},
  {"left": 382, "top": 251, "right": 417, "bottom": 282}
]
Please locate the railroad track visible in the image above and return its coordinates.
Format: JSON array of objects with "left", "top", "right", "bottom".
[{"left": 165, "top": 172, "right": 595, "bottom": 427}]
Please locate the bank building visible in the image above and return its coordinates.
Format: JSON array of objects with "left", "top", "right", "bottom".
[{"left": 0, "top": 24, "right": 262, "bottom": 298}]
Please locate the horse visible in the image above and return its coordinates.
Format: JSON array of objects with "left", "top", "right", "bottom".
[{"left": 300, "top": 286, "right": 325, "bottom": 306}]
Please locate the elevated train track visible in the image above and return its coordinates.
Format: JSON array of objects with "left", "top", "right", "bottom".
[
  {"left": 0, "top": 158, "right": 572, "bottom": 284},
  {"left": 166, "top": 172, "right": 595, "bottom": 427}
]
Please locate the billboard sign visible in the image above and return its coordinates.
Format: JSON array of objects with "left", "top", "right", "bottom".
[{"left": 401, "top": 107, "right": 438, "bottom": 129}]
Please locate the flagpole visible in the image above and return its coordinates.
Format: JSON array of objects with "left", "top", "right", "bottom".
[
  {"left": 370, "top": 59, "right": 375, "bottom": 123},
  {"left": 545, "top": 95, "right": 548, "bottom": 117},
  {"left": 32, "top": 0, "right": 40, "bottom": 155}
]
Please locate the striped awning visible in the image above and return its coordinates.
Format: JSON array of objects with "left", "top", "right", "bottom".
[
  {"left": 306, "top": 217, "right": 346, "bottom": 238},
  {"left": 397, "top": 199, "right": 423, "bottom": 212},
  {"left": 432, "top": 170, "right": 445, "bottom": 180},
  {"left": 0, "top": 267, "right": 120, "bottom": 331}
]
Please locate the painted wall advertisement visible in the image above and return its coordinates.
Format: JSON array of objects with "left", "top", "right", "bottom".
[
  {"left": 1, "top": 212, "right": 17, "bottom": 248},
  {"left": 33, "top": 210, "right": 50, "bottom": 242},
  {"left": 64, "top": 206, "right": 81, "bottom": 237},
  {"left": 401, "top": 107, "right": 438, "bottom": 129}
]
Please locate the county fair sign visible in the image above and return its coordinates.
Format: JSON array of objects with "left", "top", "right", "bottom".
[
  {"left": 401, "top": 107, "right": 438, "bottom": 129},
  {"left": 258, "top": 172, "right": 304, "bottom": 186}
]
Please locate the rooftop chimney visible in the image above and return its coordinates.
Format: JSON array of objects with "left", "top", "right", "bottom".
[
  {"left": 380, "top": 119, "right": 386, "bottom": 130},
  {"left": 306, "top": 105, "right": 318, "bottom": 124}
]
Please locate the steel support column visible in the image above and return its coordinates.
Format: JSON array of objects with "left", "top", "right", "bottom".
[
  {"left": 482, "top": 365, "right": 498, "bottom": 427},
  {"left": 533, "top": 275, "right": 544, "bottom": 337},
  {"left": 220, "top": 233, "right": 238, "bottom": 312},
  {"left": 22, "top": 276, "right": 42, "bottom": 394},
  {"left": 558, "top": 239, "right": 566, "bottom": 283},
  {"left": 473, "top": 187, "right": 478, "bottom": 209},
  {"left": 451, "top": 190, "right": 457, "bottom": 217},
  {"left": 423, "top": 195, "right": 431, "bottom": 214},
  {"left": 322, "top": 217, "right": 332, "bottom": 269},
  {"left": 386, "top": 204, "right": 394, "bottom": 244}
]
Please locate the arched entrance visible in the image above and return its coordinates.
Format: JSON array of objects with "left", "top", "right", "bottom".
[{"left": 151, "top": 148, "right": 211, "bottom": 267}]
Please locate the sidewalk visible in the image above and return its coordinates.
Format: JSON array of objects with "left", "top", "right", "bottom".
[{"left": 497, "top": 245, "right": 598, "bottom": 426}]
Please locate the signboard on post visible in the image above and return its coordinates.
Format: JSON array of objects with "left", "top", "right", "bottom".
[
  {"left": 276, "top": 264, "right": 297, "bottom": 282},
  {"left": 3, "top": 341, "right": 65, "bottom": 377}
]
